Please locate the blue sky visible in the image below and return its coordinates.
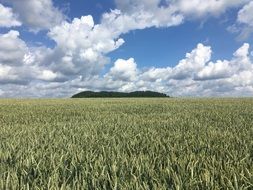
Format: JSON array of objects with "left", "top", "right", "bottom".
[{"left": 0, "top": 0, "right": 253, "bottom": 97}]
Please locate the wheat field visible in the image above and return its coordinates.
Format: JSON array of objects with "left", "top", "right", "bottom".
[{"left": 0, "top": 98, "right": 253, "bottom": 189}]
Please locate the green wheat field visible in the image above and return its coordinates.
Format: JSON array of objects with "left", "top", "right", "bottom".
[{"left": 0, "top": 98, "right": 253, "bottom": 189}]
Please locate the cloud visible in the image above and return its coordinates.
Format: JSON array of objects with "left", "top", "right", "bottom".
[
  {"left": 106, "top": 58, "right": 138, "bottom": 82},
  {"left": 237, "top": 1, "right": 253, "bottom": 38},
  {"left": 48, "top": 15, "right": 125, "bottom": 54},
  {"left": 115, "top": 0, "right": 250, "bottom": 23},
  {"left": 141, "top": 67, "right": 171, "bottom": 82},
  {"left": 1, "top": 0, "right": 65, "bottom": 31},
  {"left": 139, "top": 43, "right": 212, "bottom": 81},
  {"left": 38, "top": 6, "right": 184, "bottom": 82},
  {"left": 0, "top": 30, "right": 30, "bottom": 84},
  {"left": 37, "top": 70, "right": 58, "bottom": 81},
  {"left": 171, "top": 43, "right": 212, "bottom": 79},
  {"left": 113, "top": 0, "right": 184, "bottom": 30},
  {"left": 94, "top": 43, "right": 252, "bottom": 97},
  {"left": 0, "top": 30, "right": 62, "bottom": 84},
  {"left": 0, "top": 30, "right": 27, "bottom": 65},
  {"left": 238, "top": 1, "right": 253, "bottom": 26},
  {"left": 228, "top": 1, "right": 253, "bottom": 39},
  {"left": 0, "top": 3, "right": 21, "bottom": 27},
  {"left": 45, "top": 15, "right": 125, "bottom": 78},
  {"left": 195, "top": 60, "right": 231, "bottom": 80},
  {"left": 0, "top": 13, "right": 128, "bottom": 87},
  {"left": 151, "top": 43, "right": 253, "bottom": 96},
  {"left": 175, "top": 0, "right": 250, "bottom": 18}
]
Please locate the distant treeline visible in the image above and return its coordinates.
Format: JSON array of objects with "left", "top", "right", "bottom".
[{"left": 71, "top": 91, "right": 169, "bottom": 98}]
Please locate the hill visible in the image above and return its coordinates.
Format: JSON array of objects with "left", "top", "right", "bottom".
[{"left": 71, "top": 91, "right": 169, "bottom": 98}]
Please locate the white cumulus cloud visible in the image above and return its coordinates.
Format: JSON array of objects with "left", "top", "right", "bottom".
[
  {"left": 0, "top": 30, "right": 62, "bottom": 85},
  {"left": 46, "top": 15, "right": 125, "bottom": 78},
  {"left": 0, "top": 30, "right": 27, "bottom": 65},
  {"left": 1, "top": 0, "right": 65, "bottom": 31},
  {"left": 0, "top": 3, "right": 21, "bottom": 27},
  {"left": 106, "top": 58, "right": 138, "bottom": 82}
]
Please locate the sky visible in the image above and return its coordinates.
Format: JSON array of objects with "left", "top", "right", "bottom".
[{"left": 0, "top": 0, "right": 253, "bottom": 97}]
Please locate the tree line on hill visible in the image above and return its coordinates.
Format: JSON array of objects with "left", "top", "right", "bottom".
[{"left": 71, "top": 91, "right": 169, "bottom": 98}]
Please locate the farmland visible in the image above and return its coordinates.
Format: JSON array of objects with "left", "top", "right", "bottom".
[{"left": 0, "top": 98, "right": 253, "bottom": 189}]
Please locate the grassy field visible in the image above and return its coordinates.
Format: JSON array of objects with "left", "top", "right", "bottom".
[{"left": 0, "top": 98, "right": 253, "bottom": 189}]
